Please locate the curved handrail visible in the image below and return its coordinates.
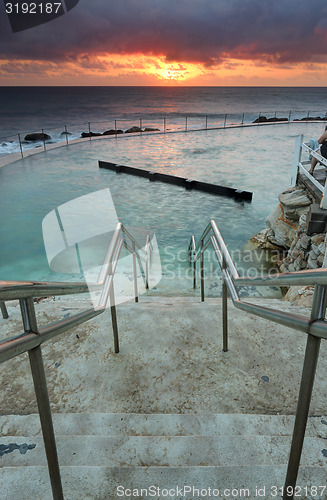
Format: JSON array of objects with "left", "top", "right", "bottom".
[
  {"left": 0, "top": 221, "right": 155, "bottom": 500},
  {"left": 189, "top": 220, "right": 327, "bottom": 341},
  {"left": 190, "top": 219, "right": 327, "bottom": 500},
  {"left": 189, "top": 219, "right": 327, "bottom": 288}
]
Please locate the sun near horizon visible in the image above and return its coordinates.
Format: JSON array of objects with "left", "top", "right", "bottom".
[{"left": 2, "top": 52, "right": 327, "bottom": 86}]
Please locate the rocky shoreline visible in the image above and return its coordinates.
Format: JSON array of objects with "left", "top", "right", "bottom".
[{"left": 250, "top": 185, "right": 327, "bottom": 306}]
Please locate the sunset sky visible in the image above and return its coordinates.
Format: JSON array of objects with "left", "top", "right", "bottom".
[{"left": 1, "top": 0, "right": 327, "bottom": 86}]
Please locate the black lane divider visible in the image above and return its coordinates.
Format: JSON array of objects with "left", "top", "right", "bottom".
[{"left": 98, "top": 161, "right": 253, "bottom": 202}]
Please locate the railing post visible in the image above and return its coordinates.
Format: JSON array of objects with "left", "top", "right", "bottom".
[
  {"left": 29, "top": 346, "right": 64, "bottom": 500},
  {"left": 241, "top": 113, "right": 244, "bottom": 125},
  {"left": 200, "top": 240, "right": 205, "bottom": 302},
  {"left": 223, "top": 114, "right": 227, "bottom": 128},
  {"left": 64, "top": 125, "right": 69, "bottom": 146},
  {"left": 291, "top": 134, "right": 303, "bottom": 187},
  {"left": 205, "top": 115, "right": 208, "bottom": 130},
  {"left": 20, "top": 298, "right": 64, "bottom": 500},
  {"left": 132, "top": 241, "right": 139, "bottom": 303},
  {"left": 42, "top": 129, "right": 46, "bottom": 151},
  {"left": 18, "top": 133, "right": 23, "bottom": 158},
  {"left": 0, "top": 300, "right": 9, "bottom": 319},
  {"left": 109, "top": 274, "right": 119, "bottom": 353},
  {"left": 88, "top": 122, "right": 91, "bottom": 140},
  {"left": 185, "top": 116, "right": 188, "bottom": 131},
  {"left": 289, "top": 110, "right": 292, "bottom": 122},
  {"left": 222, "top": 261, "right": 228, "bottom": 352},
  {"left": 274, "top": 110, "right": 277, "bottom": 124},
  {"left": 145, "top": 235, "right": 150, "bottom": 290},
  {"left": 193, "top": 255, "right": 196, "bottom": 289},
  {"left": 115, "top": 120, "right": 117, "bottom": 137},
  {"left": 140, "top": 118, "right": 142, "bottom": 134},
  {"left": 164, "top": 117, "right": 166, "bottom": 133},
  {"left": 283, "top": 284, "right": 327, "bottom": 500}
]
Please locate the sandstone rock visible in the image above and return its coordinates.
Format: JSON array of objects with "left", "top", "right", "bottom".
[
  {"left": 294, "top": 262, "right": 301, "bottom": 271},
  {"left": 266, "top": 204, "right": 283, "bottom": 228},
  {"left": 311, "top": 234, "right": 325, "bottom": 245},
  {"left": 278, "top": 188, "right": 312, "bottom": 221},
  {"left": 60, "top": 131, "right": 72, "bottom": 136},
  {"left": 283, "top": 286, "right": 314, "bottom": 307},
  {"left": 285, "top": 207, "right": 310, "bottom": 221},
  {"left": 248, "top": 228, "right": 283, "bottom": 250},
  {"left": 144, "top": 127, "right": 160, "bottom": 132},
  {"left": 310, "top": 243, "right": 321, "bottom": 257},
  {"left": 293, "top": 256, "right": 303, "bottom": 270},
  {"left": 309, "top": 249, "right": 319, "bottom": 260},
  {"left": 317, "top": 254, "right": 324, "bottom": 267},
  {"left": 307, "top": 255, "right": 318, "bottom": 269},
  {"left": 267, "top": 219, "right": 297, "bottom": 248},
  {"left": 278, "top": 187, "right": 312, "bottom": 208},
  {"left": 299, "top": 235, "right": 311, "bottom": 249}
]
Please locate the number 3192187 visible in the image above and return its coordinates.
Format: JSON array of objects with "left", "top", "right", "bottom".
[{"left": 5, "top": 3, "right": 62, "bottom": 14}]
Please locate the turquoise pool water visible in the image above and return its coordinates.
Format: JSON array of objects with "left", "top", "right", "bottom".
[{"left": 0, "top": 122, "right": 323, "bottom": 296}]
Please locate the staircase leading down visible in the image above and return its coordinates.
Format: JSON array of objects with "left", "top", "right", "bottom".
[
  {"left": 0, "top": 296, "right": 327, "bottom": 499},
  {"left": 0, "top": 412, "right": 326, "bottom": 499}
]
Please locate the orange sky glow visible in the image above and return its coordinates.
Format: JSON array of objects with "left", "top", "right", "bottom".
[{"left": 1, "top": 53, "right": 327, "bottom": 86}]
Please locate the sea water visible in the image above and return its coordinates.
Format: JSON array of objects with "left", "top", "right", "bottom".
[{"left": 1, "top": 86, "right": 327, "bottom": 156}]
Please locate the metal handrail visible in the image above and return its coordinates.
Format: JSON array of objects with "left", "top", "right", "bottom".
[
  {"left": 190, "top": 219, "right": 327, "bottom": 500},
  {"left": 3, "top": 111, "right": 326, "bottom": 161},
  {"left": 0, "top": 222, "right": 154, "bottom": 500}
]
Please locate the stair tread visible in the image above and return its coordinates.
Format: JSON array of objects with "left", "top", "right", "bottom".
[
  {"left": 1, "top": 434, "right": 326, "bottom": 467},
  {"left": 1, "top": 413, "right": 326, "bottom": 437},
  {"left": 0, "top": 465, "right": 326, "bottom": 500}
]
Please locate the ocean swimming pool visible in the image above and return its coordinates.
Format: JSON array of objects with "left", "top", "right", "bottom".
[{"left": 0, "top": 121, "right": 324, "bottom": 296}]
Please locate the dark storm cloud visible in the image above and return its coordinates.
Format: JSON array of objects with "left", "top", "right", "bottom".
[{"left": 1, "top": 0, "right": 327, "bottom": 65}]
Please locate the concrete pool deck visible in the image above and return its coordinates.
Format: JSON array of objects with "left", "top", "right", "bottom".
[{"left": 1, "top": 295, "right": 326, "bottom": 416}]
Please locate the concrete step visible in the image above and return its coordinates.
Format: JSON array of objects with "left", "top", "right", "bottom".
[
  {"left": 1, "top": 465, "right": 327, "bottom": 500},
  {"left": 2, "top": 295, "right": 323, "bottom": 418},
  {"left": 1, "top": 434, "right": 327, "bottom": 467},
  {"left": 1, "top": 413, "right": 327, "bottom": 438}
]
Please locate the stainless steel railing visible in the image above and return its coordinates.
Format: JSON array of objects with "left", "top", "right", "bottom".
[
  {"left": 189, "top": 219, "right": 327, "bottom": 500},
  {"left": 2, "top": 112, "right": 326, "bottom": 162},
  {"left": 0, "top": 222, "right": 153, "bottom": 500}
]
